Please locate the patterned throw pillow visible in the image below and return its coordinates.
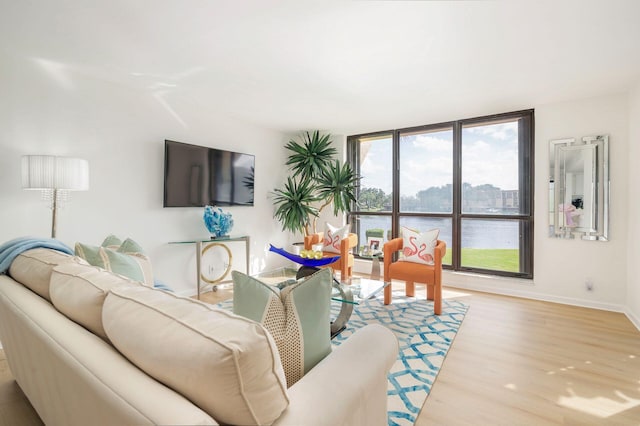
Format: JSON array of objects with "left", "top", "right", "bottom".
[
  {"left": 322, "top": 222, "right": 349, "bottom": 254},
  {"left": 399, "top": 227, "right": 439, "bottom": 265},
  {"left": 232, "top": 268, "right": 332, "bottom": 387}
]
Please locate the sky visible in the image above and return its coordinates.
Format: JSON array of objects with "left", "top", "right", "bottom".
[{"left": 360, "top": 121, "right": 519, "bottom": 196}]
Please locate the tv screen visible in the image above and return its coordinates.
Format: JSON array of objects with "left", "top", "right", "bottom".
[{"left": 163, "top": 140, "right": 255, "bottom": 207}]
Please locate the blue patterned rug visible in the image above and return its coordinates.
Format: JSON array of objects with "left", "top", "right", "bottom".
[
  {"left": 331, "top": 292, "right": 468, "bottom": 426},
  {"left": 218, "top": 290, "right": 468, "bottom": 425}
]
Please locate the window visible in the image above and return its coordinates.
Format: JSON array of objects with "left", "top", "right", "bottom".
[{"left": 347, "top": 110, "right": 534, "bottom": 278}]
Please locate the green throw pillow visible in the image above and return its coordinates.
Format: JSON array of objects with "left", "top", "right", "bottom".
[
  {"left": 118, "top": 237, "right": 146, "bottom": 254},
  {"left": 92, "top": 236, "right": 154, "bottom": 286},
  {"left": 232, "top": 268, "right": 332, "bottom": 387},
  {"left": 75, "top": 243, "right": 147, "bottom": 285},
  {"left": 101, "top": 234, "right": 123, "bottom": 249}
]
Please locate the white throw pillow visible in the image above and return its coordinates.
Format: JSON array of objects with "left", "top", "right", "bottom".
[
  {"left": 102, "top": 285, "right": 289, "bottom": 425},
  {"left": 399, "top": 227, "right": 439, "bottom": 265},
  {"left": 50, "top": 262, "right": 141, "bottom": 340},
  {"left": 322, "top": 222, "right": 349, "bottom": 254}
]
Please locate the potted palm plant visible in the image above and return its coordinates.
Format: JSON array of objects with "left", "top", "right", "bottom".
[{"left": 273, "top": 130, "right": 359, "bottom": 237}]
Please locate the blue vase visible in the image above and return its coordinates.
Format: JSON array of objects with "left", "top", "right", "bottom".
[{"left": 203, "top": 205, "right": 234, "bottom": 239}]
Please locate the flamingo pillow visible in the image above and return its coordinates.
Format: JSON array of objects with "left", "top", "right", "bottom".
[
  {"left": 399, "top": 227, "right": 439, "bottom": 265},
  {"left": 322, "top": 222, "right": 349, "bottom": 254}
]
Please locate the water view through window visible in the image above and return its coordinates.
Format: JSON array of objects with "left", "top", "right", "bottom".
[{"left": 348, "top": 110, "right": 533, "bottom": 278}]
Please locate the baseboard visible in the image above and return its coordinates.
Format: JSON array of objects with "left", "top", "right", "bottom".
[
  {"left": 444, "top": 280, "right": 625, "bottom": 313},
  {"left": 624, "top": 308, "right": 640, "bottom": 332},
  {"left": 358, "top": 259, "right": 624, "bottom": 312}
]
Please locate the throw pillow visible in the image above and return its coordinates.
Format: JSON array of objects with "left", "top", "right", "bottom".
[
  {"left": 75, "top": 243, "right": 150, "bottom": 285},
  {"left": 101, "top": 234, "right": 122, "bottom": 249},
  {"left": 399, "top": 226, "right": 439, "bottom": 265},
  {"left": 102, "top": 285, "right": 289, "bottom": 425},
  {"left": 322, "top": 222, "right": 349, "bottom": 254},
  {"left": 116, "top": 238, "right": 154, "bottom": 286},
  {"left": 232, "top": 268, "right": 332, "bottom": 387}
]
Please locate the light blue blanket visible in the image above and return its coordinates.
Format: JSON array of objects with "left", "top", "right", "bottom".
[{"left": 0, "top": 237, "right": 74, "bottom": 275}]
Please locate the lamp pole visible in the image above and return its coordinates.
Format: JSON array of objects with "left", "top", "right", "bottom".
[{"left": 51, "top": 188, "right": 58, "bottom": 239}]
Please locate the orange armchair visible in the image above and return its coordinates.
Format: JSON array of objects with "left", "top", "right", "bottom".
[
  {"left": 304, "top": 232, "right": 358, "bottom": 281},
  {"left": 383, "top": 238, "right": 446, "bottom": 315}
]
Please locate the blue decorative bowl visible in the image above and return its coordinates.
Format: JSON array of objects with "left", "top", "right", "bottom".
[
  {"left": 268, "top": 244, "right": 340, "bottom": 267},
  {"left": 204, "top": 205, "right": 234, "bottom": 239}
]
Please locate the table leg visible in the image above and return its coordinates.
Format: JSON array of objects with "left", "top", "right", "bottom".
[
  {"left": 371, "top": 255, "right": 381, "bottom": 281},
  {"left": 196, "top": 241, "right": 202, "bottom": 300},
  {"left": 331, "top": 279, "right": 354, "bottom": 338},
  {"left": 245, "top": 236, "right": 250, "bottom": 274}
]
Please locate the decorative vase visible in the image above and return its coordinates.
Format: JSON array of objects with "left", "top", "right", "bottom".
[{"left": 203, "top": 205, "right": 234, "bottom": 239}]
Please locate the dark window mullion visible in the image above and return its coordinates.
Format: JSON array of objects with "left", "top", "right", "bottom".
[
  {"left": 391, "top": 130, "right": 400, "bottom": 241},
  {"left": 452, "top": 121, "right": 462, "bottom": 270}
]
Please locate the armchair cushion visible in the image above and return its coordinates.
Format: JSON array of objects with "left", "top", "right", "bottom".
[
  {"left": 322, "top": 222, "right": 349, "bottom": 254},
  {"left": 232, "top": 268, "right": 332, "bottom": 387},
  {"left": 399, "top": 227, "right": 439, "bottom": 265}
]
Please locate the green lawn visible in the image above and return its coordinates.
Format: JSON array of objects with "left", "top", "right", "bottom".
[{"left": 442, "top": 248, "right": 519, "bottom": 272}]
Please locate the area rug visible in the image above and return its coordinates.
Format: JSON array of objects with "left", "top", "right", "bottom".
[
  {"left": 332, "top": 292, "right": 468, "bottom": 426},
  {"left": 218, "top": 291, "right": 468, "bottom": 426}
]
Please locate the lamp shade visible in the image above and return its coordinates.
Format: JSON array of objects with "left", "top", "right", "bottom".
[{"left": 22, "top": 155, "right": 89, "bottom": 191}]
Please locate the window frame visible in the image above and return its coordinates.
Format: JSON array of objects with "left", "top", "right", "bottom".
[{"left": 347, "top": 109, "right": 534, "bottom": 279}]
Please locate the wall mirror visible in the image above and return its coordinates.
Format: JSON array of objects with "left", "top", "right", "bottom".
[{"left": 549, "top": 135, "right": 609, "bottom": 241}]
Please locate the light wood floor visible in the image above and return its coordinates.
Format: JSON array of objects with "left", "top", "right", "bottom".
[{"left": 1, "top": 282, "right": 639, "bottom": 425}]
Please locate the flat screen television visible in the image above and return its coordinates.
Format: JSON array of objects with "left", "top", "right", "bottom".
[{"left": 163, "top": 140, "right": 255, "bottom": 207}]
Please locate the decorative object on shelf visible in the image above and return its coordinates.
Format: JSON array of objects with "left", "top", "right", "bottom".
[
  {"left": 268, "top": 244, "right": 339, "bottom": 267},
  {"left": 272, "top": 130, "right": 359, "bottom": 237},
  {"left": 22, "top": 155, "right": 90, "bottom": 238},
  {"left": 203, "top": 205, "right": 234, "bottom": 239}
]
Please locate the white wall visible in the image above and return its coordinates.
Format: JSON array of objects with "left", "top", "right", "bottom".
[
  {"left": 2, "top": 50, "right": 636, "bottom": 314},
  {"left": 0, "top": 52, "right": 293, "bottom": 295},
  {"left": 627, "top": 82, "right": 640, "bottom": 327},
  {"left": 356, "top": 93, "right": 630, "bottom": 312}
]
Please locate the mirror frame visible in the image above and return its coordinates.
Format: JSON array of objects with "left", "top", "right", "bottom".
[{"left": 549, "top": 135, "right": 609, "bottom": 241}]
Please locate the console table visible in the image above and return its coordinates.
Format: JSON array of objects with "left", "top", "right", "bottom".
[{"left": 169, "top": 236, "right": 250, "bottom": 299}]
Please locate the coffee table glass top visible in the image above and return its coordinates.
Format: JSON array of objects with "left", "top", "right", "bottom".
[
  {"left": 253, "top": 267, "right": 388, "bottom": 338},
  {"left": 253, "top": 267, "right": 386, "bottom": 303}
]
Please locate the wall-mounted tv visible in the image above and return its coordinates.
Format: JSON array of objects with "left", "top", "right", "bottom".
[{"left": 163, "top": 140, "right": 255, "bottom": 207}]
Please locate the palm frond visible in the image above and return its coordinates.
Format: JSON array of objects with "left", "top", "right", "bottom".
[
  {"left": 285, "top": 130, "right": 337, "bottom": 179},
  {"left": 316, "top": 160, "right": 360, "bottom": 216},
  {"left": 272, "top": 177, "right": 320, "bottom": 234}
]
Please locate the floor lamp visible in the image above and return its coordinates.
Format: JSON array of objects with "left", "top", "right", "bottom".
[{"left": 22, "top": 155, "right": 90, "bottom": 239}]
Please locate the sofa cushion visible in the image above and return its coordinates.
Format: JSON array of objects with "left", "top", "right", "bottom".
[
  {"left": 8, "top": 248, "right": 86, "bottom": 301},
  {"left": 102, "top": 285, "right": 289, "bottom": 425},
  {"left": 232, "top": 268, "right": 332, "bottom": 387},
  {"left": 50, "top": 262, "right": 141, "bottom": 340}
]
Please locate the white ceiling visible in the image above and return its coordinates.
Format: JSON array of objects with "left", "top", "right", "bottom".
[{"left": 2, "top": 0, "right": 640, "bottom": 135}]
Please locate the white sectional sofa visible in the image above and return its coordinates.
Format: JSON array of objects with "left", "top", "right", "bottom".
[{"left": 0, "top": 248, "right": 399, "bottom": 425}]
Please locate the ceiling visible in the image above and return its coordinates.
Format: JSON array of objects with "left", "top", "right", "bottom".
[{"left": 2, "top": 0, "right": 640, "bottom": 135}]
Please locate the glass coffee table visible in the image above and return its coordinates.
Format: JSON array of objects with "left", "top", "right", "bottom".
[{"left": 254, "top": 267, "right": 387, "bottom": 338}]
